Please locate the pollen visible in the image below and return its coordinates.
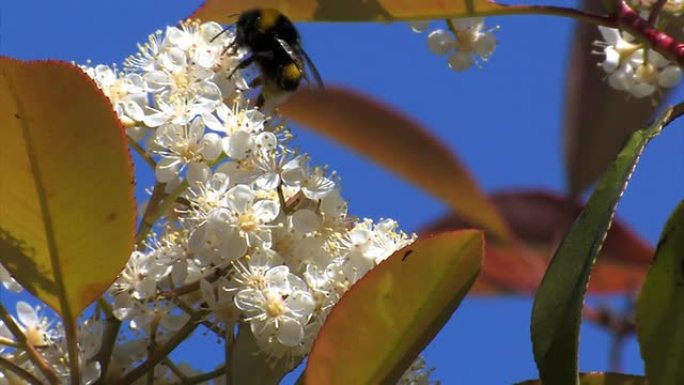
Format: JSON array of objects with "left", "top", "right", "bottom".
[
  {"left": 265, "top": 294, "right": 285, "bottom": 317},
  {"left": 238, "top": 212, "right": 259, "bottom": 233},
  {"left": 282, "top": 63, "right": 302, "bottom": 80}
]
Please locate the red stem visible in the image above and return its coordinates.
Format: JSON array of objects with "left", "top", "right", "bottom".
[{"left": 617, "top": 0, "right": 684, "bottom": 65}]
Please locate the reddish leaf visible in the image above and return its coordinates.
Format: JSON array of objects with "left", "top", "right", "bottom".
[
  {"left": 280, "top": 86, "right": 512, "bottom": 241},
  {"left": 305, "top": 230, "right": 483, "bottom": 385},
  {"left": 191, "top": 0, "right": 508, "bottom": 23},
  {"left": 421, "top": 190, "right": 653, "bottom": 294}
]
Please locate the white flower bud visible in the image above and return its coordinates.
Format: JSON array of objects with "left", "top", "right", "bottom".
[
  {"left": 427, "top": 29, "right": 454, "bottom": 55},
  {"left": 448, "top": 52, "right": 473, "bottom": 71}
]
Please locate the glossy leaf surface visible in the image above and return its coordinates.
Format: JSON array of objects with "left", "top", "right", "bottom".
[
  {"left": 305, "top": 230, "right": 483, "bottom": 385},
  {"left": 281, "top": 87, "right": 511, "bottom": 241},
  {"left": 0, "top": 58, "right": 135, "bottom": 321},
  {"left": 191, "top": 0, "right": 508, "bottom": 23},
  {"left": 531, "top": 107, "right": 677, "bottom": 385},
  {"left": 637, "top": 200, "right": 684, "bottom": 385}
]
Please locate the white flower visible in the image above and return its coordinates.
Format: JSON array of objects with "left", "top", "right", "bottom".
[
  {"left": 143, "top": 87, "right": 222, "bottom": 129},
  {"left": 15, "top": 301, "right": 55, "bottom": 348},
  {"left": 153, "top": 118, "right": 222, "bottom": 183},
  {"left": 409, "top": 20, "right": 430, "bottom": 33},
  {"left": 235, "top": 265, "right": 314, "bottom": 347},
  {"left": 448, "top": 17, "right": 497, "bottom": 70},
  {"left": 595, "top": 26, "right": 682, "bottom": 97},
  {"left": 397, "top": 356, "right": 439, "bottom": 385},
  {"left": 188, "top": 184, "right": 280, "bottom": 262},
  {"left": 280, "top": 155, "right": 335, "bottom": 200},
  {"left": 427, "top": 30, "right": 454, "bottom": 55},
  {"left": 201, "top": 277, "right": 240, "bottom": 326},
  {"left": 0, "top": 264, "right": 21, "bottom": 293},
  {"left": 111, "top": 251, "right": 165, "bottom": 300},
  {"left": 81, "top": 64, "right": 148, "bottom": 129}
]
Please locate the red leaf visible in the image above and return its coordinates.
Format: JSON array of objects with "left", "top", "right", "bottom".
[
  {"left": 421, "top": 190, "right": 653, "bottom": 294},
  {"left": 280, "top": 86, "right": 512, "bottom": 241}
]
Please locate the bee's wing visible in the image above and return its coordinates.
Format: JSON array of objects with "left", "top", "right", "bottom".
[
  {"left": 298, "top": 48, "right": 325, "bottom": 90},
  {"left": 275, "top": 37, "right": 324, "bottom": 90}
]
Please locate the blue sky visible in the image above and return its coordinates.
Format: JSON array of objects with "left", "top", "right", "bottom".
[{"left": 2, "top": 0, "right": 683, "bottom": 383}]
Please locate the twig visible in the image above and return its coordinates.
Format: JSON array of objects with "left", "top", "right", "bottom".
[
  {"left": 648, "top": 0, "right": 668, "bottom": 25},
  {"left": 146, "top": 319, "right": 160, "bottom": 385},
  {"left": 114, "top": 310, "right": 207, "bottom": 385},
  {"left": 0, "top": 355, "right": 43, "bottom": 385},
  {"left": 93, "top": 298, "right": 121, "bottom": 385},
  {"left": 158, "top": 265, "right": 231, "bottom": 300},
  {"left": 128, "top": 137, "right": 156, "bottom": 170},
  {"left": 136, "top": 181, "right": 189, "bottom": 246},
  {"left": 617, "top": 1, "right": 684, "bottom": 66},
  {"left": 162, "top": 357, "right": 189, "bottom": 382},
  {"left": 136, "top": 182, "right": 167, "bottom": 246},
  {"left": 180, "top": 364, "right": 227, "bottom": 384},
  {"left": 224, "top": 327, "right": 234, "bottom": 385},
  {"left": 0, "top": 304, "right": 58, "bottom": 384}
]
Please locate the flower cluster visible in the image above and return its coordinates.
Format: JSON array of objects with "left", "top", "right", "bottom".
[
  {"left": 627, "top": 0, "right": 684, "bottom": 15},
  {"left": 410, "top": 17, "right": 498, "bottom": 71},
  {"left": 594, "top": 25, "right": 682, "bottom": 98},
  {"left": 0, "top": 19, "right": 439, "bottom": 384}
]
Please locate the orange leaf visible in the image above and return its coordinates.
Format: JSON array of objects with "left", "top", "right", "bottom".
[
  {"left": 280, "top": 86, "right": 512, "bottom": 241},
  {"left": 0, "top": 58, "right": 136, "bottom": 321},
  {"left": 191, "top": 0, "right": 508, "bottom": 23},
  {"left": 305, "top": 230, "right": 483, "bottom": 385}
]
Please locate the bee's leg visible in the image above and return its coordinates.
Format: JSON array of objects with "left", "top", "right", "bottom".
[
  {"left": 226, "top": 55, "right": 256, "bottom": 80},
  {"left": 256, "top": 93, "right": 266, "bottom": 109},
  {"left": 211, "top": 27, "right": 233, "bottom": 43},
  {"left": 248, "top": 77, "right": 263, "bottom": 88},
  {"left": 220, "top": 40, "right": 239, "bottom": 56}
]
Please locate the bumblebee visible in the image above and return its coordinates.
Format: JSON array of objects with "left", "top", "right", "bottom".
[{"left": 215, "top": 8, "right": 324, "bottom": 104}]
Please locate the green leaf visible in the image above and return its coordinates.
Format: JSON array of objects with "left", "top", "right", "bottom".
[
  {"left": 280, "top": 87, "right": 512, "bottom": 242},
  {"left": 517, "top": 372, "right": 647, "bottom": 385},
  {"left": 305, "top": 230, "right": 483, "bottom": 385},
  {"left": 191, "top": 0, "right": 508, "bottom": 23},
  {"left": 531, "top": 106, "right": 682, "bottom": 385},
  {"left": 637, "top": 200, "right": 684, "bottom": 385},
  {"left": 229, "top": 324, "right": 297, "bottom": 385},
  {"left": 0, "top": 58, "right": 136, "bottom": 322}
]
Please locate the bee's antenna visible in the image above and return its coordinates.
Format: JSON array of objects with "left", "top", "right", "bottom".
[{"left": 210, "top": 27, "right": 232, "bottom": 43}]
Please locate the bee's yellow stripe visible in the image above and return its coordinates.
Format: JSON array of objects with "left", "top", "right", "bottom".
[
  {"left": 258, "top": 9, "right": 280, "bottom": 32},
  {"left": 282, "top": 63, "right": 302, "bottom": 80}
]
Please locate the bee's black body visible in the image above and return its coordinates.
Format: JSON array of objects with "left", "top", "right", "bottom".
[
  {"left": 234, "top": 9, "right": 299, "bottom": 54},
  {"left": 221, "top": 8, "right": 323, "bottom": 98}
]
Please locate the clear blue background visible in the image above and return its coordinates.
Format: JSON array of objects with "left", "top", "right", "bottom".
[{"left": 1, "top": 0, "right": 683, "bottom": 383}]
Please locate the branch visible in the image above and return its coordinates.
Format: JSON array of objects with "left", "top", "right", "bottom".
[
  {"left": 617, "top": 0, "right": 684, "bottom": 66},
  {"left": 648, "top": 0, "right": 668, "bottom": 26},
  {"left": 114, "top": 310, "right": 207, "bottom": 385},
  {"left": 128, "top": 137, "right": 156, "bottom": 170},
  {"left": 181, "top": 365, "right": 227, "bottom": 384},
  {"left": 0, "top": 304, "right": 59, "bottom": 384},
  {"left": 0, "top": 355, "right": 43, "bottom": 385},
  {"left": 93, "top": 298, "right": 121, "bottom": 385}
]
